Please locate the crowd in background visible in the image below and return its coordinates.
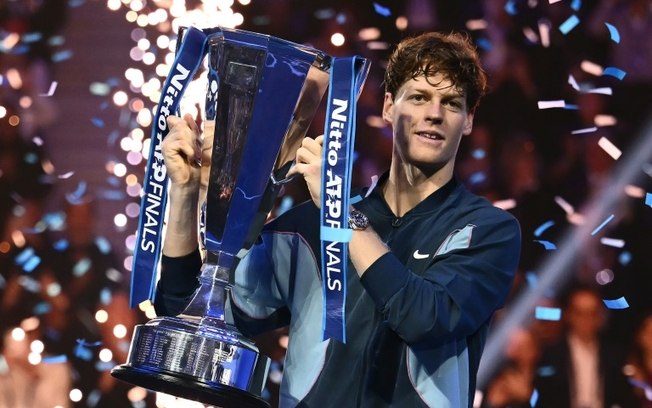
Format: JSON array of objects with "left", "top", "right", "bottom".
[{"left": 1, "top": 0, "right": 652, "bottom": 407}]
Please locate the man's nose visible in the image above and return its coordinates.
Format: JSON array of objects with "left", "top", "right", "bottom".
[{"left": 425, "top": 101, "right": 444, "bottom": 123}]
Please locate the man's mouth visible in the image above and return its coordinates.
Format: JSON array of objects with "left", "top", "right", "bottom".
[{"left": 416, "top": 131, "right": 444, "bottom": 140}]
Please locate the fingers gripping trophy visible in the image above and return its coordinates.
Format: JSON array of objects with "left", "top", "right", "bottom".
[{"left": 111, "top": 27, "right": 369, "bottom": 407}]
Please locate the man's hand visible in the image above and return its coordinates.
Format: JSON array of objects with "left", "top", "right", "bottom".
[
  {"left": 162, "top": 113, "right": 202, "bottom": 188},
  {"left": 287, "top": 135, "right": 324, "bottom": 208}
]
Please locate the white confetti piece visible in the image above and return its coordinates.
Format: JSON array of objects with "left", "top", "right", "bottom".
[
  {"left": 598, "top": 136, "right": 622, "bottom": 160},
  {"left": 600, "top": 237, "right": 625, "bottom": 248},
  {"left": 554, "top": 196, "right": 575, "bottom": 215},
  {"left": 538, "top": 100, "right": 566, "bottom": 109},
  {"left": 571, "top": 127, "right": 597, "bottom": 135}
]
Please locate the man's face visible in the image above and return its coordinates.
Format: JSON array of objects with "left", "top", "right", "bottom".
[{"left": 382, "top": 73, "right": 474, "bottom": 174}]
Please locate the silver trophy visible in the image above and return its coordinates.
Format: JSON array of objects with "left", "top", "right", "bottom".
[{"left": 111, "top": 27, "right": 331, "bottom": 407}]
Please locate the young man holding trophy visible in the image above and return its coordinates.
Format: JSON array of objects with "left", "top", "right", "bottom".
[{"left": 155, "top": 31, "right": 521, "bottom": 408}]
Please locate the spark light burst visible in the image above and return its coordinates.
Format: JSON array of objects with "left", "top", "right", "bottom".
[{"left": 103, "top": 0, "right": 249, "bottom": 270}]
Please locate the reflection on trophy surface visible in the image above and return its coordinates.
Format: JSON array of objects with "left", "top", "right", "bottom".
[{"left": 111, "top": 26, "right": 331, "bottom": 408}]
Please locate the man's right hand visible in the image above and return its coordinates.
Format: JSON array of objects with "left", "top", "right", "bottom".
[{"left": 162, "top": 113, "right": 202, "bottom": 189}]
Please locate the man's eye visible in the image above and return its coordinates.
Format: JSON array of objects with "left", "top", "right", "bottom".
[{"left": 411, "top": 94, "right": 426, "bottom": 102}]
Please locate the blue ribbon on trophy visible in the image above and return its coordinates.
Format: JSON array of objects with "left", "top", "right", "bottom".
[
  {"left": 130, "top": 27, "right": 208, "bottom": 307},
  {"left": 319, "top": 56, "right": 370, "bottom": 343}
]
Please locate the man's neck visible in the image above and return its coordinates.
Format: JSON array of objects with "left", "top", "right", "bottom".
[{"left": 383, "top": 160, "right": 453, "bottom": 217}]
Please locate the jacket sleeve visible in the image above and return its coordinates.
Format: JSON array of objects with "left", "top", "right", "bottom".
[
  {"left": 227, "top": 231, "right": 293, "bottom": 338},
  {"left": 360, "top": 212, "right": 521, "bottom": 345},
  {"left": 153, "top": 250, "right": 202, "bottom": 316}
]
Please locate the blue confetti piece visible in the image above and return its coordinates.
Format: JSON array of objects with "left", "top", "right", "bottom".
[
  {"left": 559, "top": 15, "right": 580, "bottom": 35},
  {"left": 530, "top": 388, "right": 539, "bottom": 407},
  {"left": 472, "top": 148, "right": 486, "bottom": 160},
  {"left": 18, "top": 276, "right": 40, "bottom": 292},
  {"left": 603, "top": 296, "right": 629, "bottom": 309},
  {"left": 537, "top": 365, "right": 556, "bottom": 377},
  {"left": 73, "top": 258, "right": 92, "bottom": 277},
  {"left": 15, "top": 247, "right": 35, "bottom": 265},
  {"left": 591, "top": 213, "right": 614, "bottom": 236},
  {"left": 22, "top": 32, "right": 43, "bottom": 43},
  {"left": 22, "top": 255, "right": 41, "bottom": 273},
  {"left": 603, "top": 67, "right": 626, "bottom": 80},
  {"left": 535, "top": 306, "right": 562, "bottom": 321},
  {"left": 373, "top": 3, "right": 391, "bottom": 17},
  {"left": 97, "top": 189, "right": 126, "bottom": 200},
  {"left": 476, "top": 38, "right": 492, "bottom": 51},
  {"left": 645, "top": 192, "right": 652, "bottom": 207},
  {"left": 74, "top": 343, "right": 94, "bottom": 361},
  {"left": 95, "top": 237, "right": 112, "bottom": 254},
  {"left": 534, "top": 220, "right": 555, "bottom": 237},
  {"left": 91, "top": 117, "right": 105, "bottom": 128},
  {"left": 605, "top": 22, "right": 620, "bottom": 43},
  {"left": 33, "top": 301, "right": 52, "bottom": 315},
  {"left": 100, "top": 287, "right": 112, "bottom": 305},
  {"left": 570, "top": 0, "right": 581, "bottom": 11},
  {"left": 51, "top": 49, "right": 73, "bottom": 63},
  {"left": 563, "top": 104, "right": 578, "bottom": 110},
  {"left": 534, "top": 240, "right": 557, "bottom": 250},
  {"left": 23, "top": 152, "right": 38, "bottom": 164},
  {"left": 619, "top": 250, "right": 631, "bottom": 266},
  {"left": 95, "top": 360, "right": 115, "bottom": 371},
  {"left": 525, "top": 271, "right": 538, "bottom": 288},
  {"left": 42, "top": 354, "right": 68, "bottom": 364},
  {"left": 53, "top": 238, "right": 69, "bottom": 251},
  {"left": 504, "top": 0, "right": 517, "bottom": 15},
  {"left": 469, "top": 171, "right": 486, "bottom": 184},
  {"left": 66, "top": 181, "right": 87, "bottom": 204}
]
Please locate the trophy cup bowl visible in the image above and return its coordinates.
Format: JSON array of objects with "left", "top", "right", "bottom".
[{"left": 111, "top": 27, "right": 331, "bottom": 407}]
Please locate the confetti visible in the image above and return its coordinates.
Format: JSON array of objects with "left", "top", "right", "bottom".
[
  {"left": 372, "top": 3, "right": 391, "bottom": 17},
  {"left": 559, "top": 15, "right": 580, "bottom": 35},
  {"left": 602, "top": 296, "right": 629, "bottom": 309},
  {"left": 591, "top": 213, "right": 614, "bottom": 236},
  {"left": 554, "top": 196, "right": 575, "bottom": 215},
  {"left": 594, "top": 114, "right": 617, "bottom": 127},
  {"left": 570, "top": 0, "right": 582, "bottom": 11},
  {"left": 530, "top": 389, "right": 539, "bottom": 407},
  {"left": 534, "top": 240, "right": 557, "bottom": 250},
  {"left": 39, "top": 81, "right": 58, "bottom": 97},
  {"left": 619, "top": 251, "right": 632, "bottom": 266},
  {"left": 535, "top": 306, "right": 562, "bottom": 320},
  {"left": 645, "top": 192, "right": 652, "bottom": 207},
  {"left": 534, "top": 220, "right": 555, "bottom": 237},
  {"left": 598, "top": 136, "right": 622, "bottom": 160},
  {"left": 91, "top": 117, "right": 105, "bottom": 128},
  {"left": 571, "top": 127, "right": 597, "bottom": 135},
  {"left": 51, "top": 49, "right": 73, "bottom": 62},
  {"left": 493, "top": 198, "right": 517, "bottom": 210},
  {"left": 42, "top": 355, "right": 68, "bottom": 364},
  {"left": 504, "top": 0, "right": 518, "bottom": 15},
  {"left": 600, "top": 237, "right": 625, "bottom": 248},
  {"left": 604, "top": 22, "right": 620, "bottom": 43},
  {"left": 537, "top": 100, "right": 566, "bottom": 109},
  {"left": 603, "top": 67, "right": 626, "bottom": 80},
  {"left": 525, "top": 271, "right": 538, "bottom": 288}
]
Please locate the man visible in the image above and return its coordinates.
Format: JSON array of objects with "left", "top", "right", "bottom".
[
  {"left": 156, "top": 32, "right": 521, "bottom": 407},
  {"left": 534, "top": 286, "right": 637, "bottom": 408}
]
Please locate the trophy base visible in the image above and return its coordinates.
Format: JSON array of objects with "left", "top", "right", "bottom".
[
  {"left": 111, "top": 317, "right": 271, "bottom": 408},
  {"left": 111, "top": 365, "right": 270, "bottom": 408}
]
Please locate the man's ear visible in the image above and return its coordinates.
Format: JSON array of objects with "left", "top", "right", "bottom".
[
  {"left": 463, "top": 112, "right": 474, "bottom": 136},
  {"left": 382, "top": 92, "right": 394, "bottom": 124}
]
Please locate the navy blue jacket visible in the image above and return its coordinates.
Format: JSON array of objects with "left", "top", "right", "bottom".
[{"left": 156, "top": 175, "right": 521, "bottom": 407}]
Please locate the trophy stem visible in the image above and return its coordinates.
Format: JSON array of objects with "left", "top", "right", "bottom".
[{"left": 178, "top": 257, "right": 234, "bottom": 327}]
